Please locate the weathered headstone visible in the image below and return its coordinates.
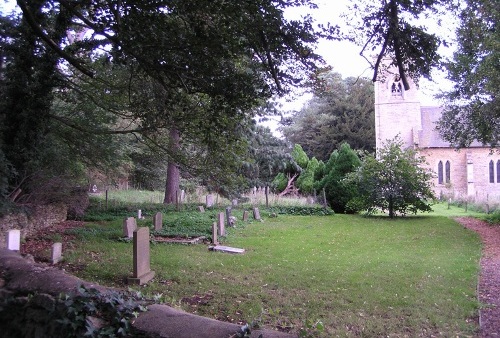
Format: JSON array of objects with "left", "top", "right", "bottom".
[
  {"left": 232, "top": 199, "right": 238, "bottom": 207},
  {"left": 6, "top": 229, "right": 21, "bottom": 251},
  {"left": 127, "top": 227, "right": 155, "bottom": 285},
  {"left": 51, "top": 242, "right": 62, "bottom": 264},
  {"left": 253, "top": 207, "right": 261, "bottom": 220},
  {"left": 198, "top": 206, "right": 205, "bottom": 213},
  {"left": 218, "top": 213, "right": 225, "bottom": 237},
  {"left": 137, "top": 209, "right": 142, "bottom": 219},
  {"left": 242, "top": 210, "right": 249, "bottom": 222},
  {"left": 225, "top": 207, "right": 232, "bottom": 228},
  {"left": 123, "top": 217, "right": 137, "bottom": 238},
  {"left": 180, "top": 189, "right": 185, "bottom": 202},
  {"left": 212, "top": 222, "right": 218, "bottom": 245},
  {"left": 206, "top": 195, "right": 214, "bottom": 208},
  {"left": 153, "top": 212, "right": 163, "bottom": 231}
]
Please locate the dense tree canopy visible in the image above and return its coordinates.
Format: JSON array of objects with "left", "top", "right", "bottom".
[
  {"left": 0, "top": 0, "right": 469, "bottom": 206},
  {"left": 281, "top": 71, "right": 374, "bottom": 160},
  {"left": 437, "top": 0, "right": 499, "bottom": 147},
  {"left": 0, "top": 0, "right": 324, "bottom": 203}
]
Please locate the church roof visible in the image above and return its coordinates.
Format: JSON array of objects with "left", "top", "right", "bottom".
[{"left": 417, "top": 106, "right": 486, "bottom": 148}]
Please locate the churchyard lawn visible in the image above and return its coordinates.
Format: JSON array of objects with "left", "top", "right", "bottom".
[{"left": 60, "top": 204, "right": 482, "bottom": 337}]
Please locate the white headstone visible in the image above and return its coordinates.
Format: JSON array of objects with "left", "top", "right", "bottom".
[
  {"left": 51, "top": 242, "right": 63, "bottom": 264},
  {"left": 7, "top": 229, "right": 21, "bottom": 251}
]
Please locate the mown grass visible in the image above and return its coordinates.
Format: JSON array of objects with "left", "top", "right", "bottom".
[{"left": 64, "top": 206, "right": 482, "bottom": 337}]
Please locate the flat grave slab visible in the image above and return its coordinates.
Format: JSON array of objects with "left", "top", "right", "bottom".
[
  {"left": 208, "top": 245, "right": 245, "bottom": 254},
  {"left": 153, "top": 236, "right": 206, "bottom": 245}
]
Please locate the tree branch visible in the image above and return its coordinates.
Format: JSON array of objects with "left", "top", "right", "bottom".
[{"left": 17, "top": 0, "right": 94, "bottom": 78}]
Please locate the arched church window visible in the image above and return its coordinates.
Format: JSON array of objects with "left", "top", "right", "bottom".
[
  {"left": 445, "top": 161, "right": 451, "bottom": 183},
  {"left": 497, "top": 160, "right": 500, "bottom": 183},
  {"left": 438, "top": 161, "right": 443, "bottom": 184},
  {"left": 391, "top": 79, "right": 403, "bottom": 97},
  {"left": 489, "top": 160, "right": 494, "bottom": 183}
]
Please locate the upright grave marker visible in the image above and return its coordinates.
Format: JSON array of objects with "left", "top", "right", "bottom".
[
  {"left": 225, "top": 207, "right": 232, "bottom": 228},
  {"left": 127, "top": 227, "right": 155, "bottom": 285},
  {"left": 242, "top": 210, "right": 249, "bottom": 222},
  {"left": 51, "top": 242, "right": 63, "bottom": 264},
  {"left": 153, "top": 212, "right": 163, "bottom": 231},
  {"left": 253, "top": 207, "right": 261, "bottom": 220},
  {"left": 218, "top": 212, "right": 225, "bottom": 237},
  {"left": 123, "top": 217, "right": 137, "bottom": 238},
  {"left": 206, "top": 195, "right": 214, "bottom": 208},
  {"left": 6, "top": 229, "right": 21, "bottom": 251},
  {"left": 212, "top": 222, "right": 218, "bottom": 245},
  {"left": 198, "top": 206, "right": 205, "bottom": 213}
]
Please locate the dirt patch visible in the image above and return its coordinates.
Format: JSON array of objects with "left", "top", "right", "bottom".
[
  {"left": 455, "top": 217, "right": 500, "bottom": 338},
  {"left": 20, "top": 220, "right": 85, "bottom": 262}
]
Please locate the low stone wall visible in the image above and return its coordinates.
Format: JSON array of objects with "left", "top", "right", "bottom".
[
  {"left": 0, "top": 204, "right": 67, "bottom": 248},
  {"left": 0, "top": 249, "right": 295, "bottom": 338}
]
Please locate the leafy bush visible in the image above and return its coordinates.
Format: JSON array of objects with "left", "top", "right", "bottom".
[
  {"left": 268, "top": 206, "right": 333, "bottom": 216},
  {"left": 314, "top": 143, "right": 361, "bottom": 213},
  {"left": 484, "top": 210, "right": 500, "bottom": 225}
]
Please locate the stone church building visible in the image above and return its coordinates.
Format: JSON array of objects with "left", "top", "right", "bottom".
[{"left": 374, "top": 67, "right": 500, "bottom": 203}]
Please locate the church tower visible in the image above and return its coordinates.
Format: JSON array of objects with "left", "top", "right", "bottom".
[{"left": 374, "top": 64, "right": 422, "bottom": 150}]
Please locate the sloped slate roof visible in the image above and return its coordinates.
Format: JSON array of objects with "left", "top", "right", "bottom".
[{"left": 418, "top": 106, "right": 486, "bottom": 148}]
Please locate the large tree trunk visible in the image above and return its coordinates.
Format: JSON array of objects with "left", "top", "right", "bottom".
[{"left": 163, "top": 128, "right": 180, "bottom": 204}]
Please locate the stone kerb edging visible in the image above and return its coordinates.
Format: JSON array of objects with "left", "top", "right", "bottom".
[{"left": 0, "top": 249, "right": 295, "bottom": 338}]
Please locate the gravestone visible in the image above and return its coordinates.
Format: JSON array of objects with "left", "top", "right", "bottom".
[
  {"left": 123, "top": 217, "right": 137, "bottom": 238},
  {"left": 212, "top": 222, "right": 218, "bottom": 245},
  {"left": 253, "top": 207, "right": 261, "bottom": 220},
  {"left": 198, "top": 206, "right": 205, "bottom": 213},
  {"left": 218, "top": 212, "right": 225, "bottom": 237},
  {"left": 127, "top": 227, "right": 155, "bottom": 285},
  {"left": 225, "top": 207, "right": 232, "bottom": 227},
  {"left": 206, "top": 195, "right": 214, "bottom": 208},
  {"left": 51, "top": 242, "right": 63, "bottom": 264},
  {"left": 153, "top": 212, "right": 163, "bottom": 231},
  {"left": 243, "top": 210, "right": 249, "bottom": 222},
  {"left": 6, "top": 229, "right": 21, "bottom": 251},
  {"left": 232, "top": 199, "right": 238, "bottom": 207},
  {"left": 138, "top": 209, "right": 143, "bottom": 219},
  {"left": 180, "top": 189, "right": 185, "bottom": 202}
]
